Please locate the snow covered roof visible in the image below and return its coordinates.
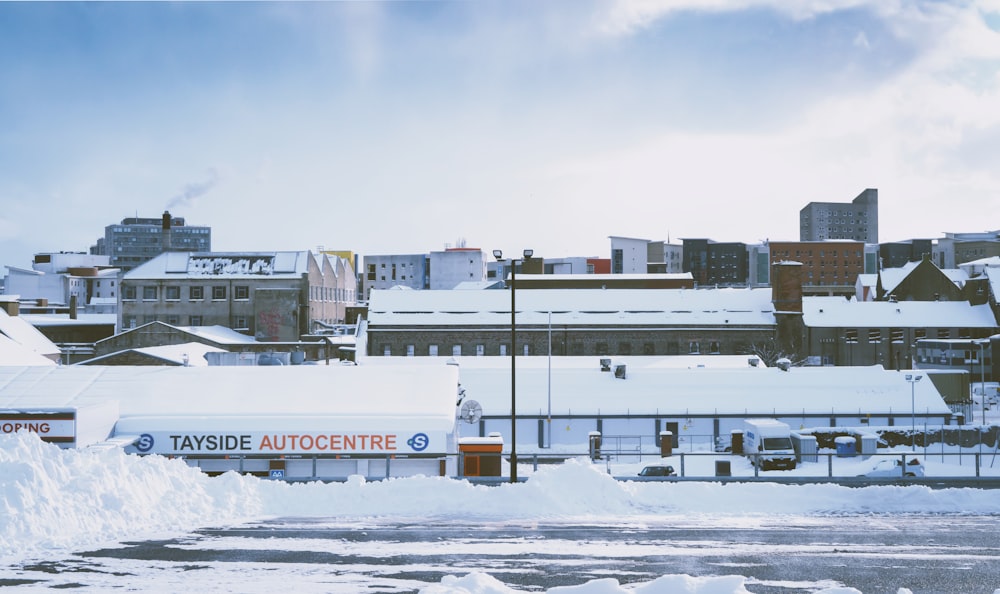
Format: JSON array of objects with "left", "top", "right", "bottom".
[
  {"left": 0, "top": 335, "right": 57, "bottom": 366},
  {"left": 0, "top": 365, "right": 459, "bottom": 433},
  {"left": 80, "top": 342, "right": 225, "bottom": 366},
  {"left": 802, "top": 296, "right": 997, "bottom": 328},
  {"left": 368, "top": 358, "right": 951, "bottom": 417},
  {"left": 21, "top": 313, "right": 117, "bottom": 327},
  {"left": 519, "top": 273, "right": 694, "bottom": 282},
  {"left": 367, "top": 288, "right": 777, "bottom": 327},
  {"left": 0, "top": 309, "right": 60, "bottom": 357},
  {"left": 174, "top": 325, "right": 259, "bottom": 344},
  {"left": 123, "top": 251, "right": 310, "bottom": 280},
  {"left": 877, "top": 261, "right": 920, "bottom": 294}
]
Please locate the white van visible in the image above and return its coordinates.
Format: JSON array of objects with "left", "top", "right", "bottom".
[{"left": 743, "top": 419, "right": 796, "bottom": 470}]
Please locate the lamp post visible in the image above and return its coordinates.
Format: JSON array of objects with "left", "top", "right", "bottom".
[
  {"left": 977, "top": 339, "right": 987, "bottom": 425},
  {"left": 493, "top": 248, "right": 533, "bottom": 483},
  {"left": 905, "top": 373, "right": 922, "bottom": 450}
]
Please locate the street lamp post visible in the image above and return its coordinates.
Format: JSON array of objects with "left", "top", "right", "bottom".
[
  {"left": 905, "top": 373, "right": 922, "bottom": 450},
  {"left": 493, "top": 248, "right": 533, "bottom": 483},
  {"left": 978, "top": 340, "right": 987, "bottom": 425}
]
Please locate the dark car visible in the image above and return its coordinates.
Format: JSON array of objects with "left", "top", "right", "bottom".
[{"left": 638, "top": 464, "right": 676, "bottom": 477}]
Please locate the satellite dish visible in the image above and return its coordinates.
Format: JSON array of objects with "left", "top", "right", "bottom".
[{"left": 460, "top": 400, "right": 482, "bottom": 424}]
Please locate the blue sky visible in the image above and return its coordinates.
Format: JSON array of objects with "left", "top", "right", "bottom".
[{"left": 1, "top": 1, "right": 998, "bottom": 269}]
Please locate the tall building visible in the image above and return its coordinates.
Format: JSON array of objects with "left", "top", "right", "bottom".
[
  {"left": 799, "top": 188, "right": 878, "bottom": 244},
  {"left": 90, "top": 211, "right": 211, "bottom": 272}
]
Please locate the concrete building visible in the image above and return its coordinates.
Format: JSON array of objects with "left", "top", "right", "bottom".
[
  {"left": 429, "top": 248, "right": 488, "bottom": 290},
  {"left": 90, "top": 211, "right": 211, "bottom": 272},
  {"left": 609, "top": 236, "right": 651, "bottom": 274},
  {"left": 800, "top": 188, "right": 878, "bottom": 244},
  {"left": 119, "top": 251, "right": 356, "bottom": 341},
  {"left": 362, "top": 254, "right": 428, "bottom": 299},
  {"left": 2, "top": 252, "right": 119, "bottom": 315},
  {"left": 933, "top": 231, "right": 1000, "bottom": 269}
]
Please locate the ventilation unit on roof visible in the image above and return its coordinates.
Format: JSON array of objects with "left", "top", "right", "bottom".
[
  {"left": 613, "top": 364, "right": 627, "bottom": 379},
  {"left": 600, "top": 358, "right": 612, "bottom": 372}
]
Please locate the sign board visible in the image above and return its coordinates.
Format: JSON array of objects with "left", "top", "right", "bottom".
[
  {"left": 269, "top": 469, "right": 285, "bottom": 478},
  {"left": 126, "top": 430, "right": 447, "bottom": 456},
  {"left": 0, "top": 413, "right": 75, "bottom": 443}
]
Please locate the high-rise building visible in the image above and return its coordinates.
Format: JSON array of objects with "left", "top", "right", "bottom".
[
  {"left": 90, "top": 211, "right": 211, "bottom": 272},
  {"left": 799, "top": 188, "right": 878, "bottom": 244}
]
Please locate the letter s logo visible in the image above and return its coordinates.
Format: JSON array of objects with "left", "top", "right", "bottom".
[
  {"left": 135, "top": 433, "right": 154, "bottom": 453},
  {"left": 406, "top": 433, "right": 429, "bottom": 452}
]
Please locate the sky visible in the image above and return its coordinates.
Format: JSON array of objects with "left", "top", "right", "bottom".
[
  {"left": 1, "top": 1, "right": 999, "bottom": 269},
  {"left": 3, "top": 431, "right": 1000, "bottom": 593}
]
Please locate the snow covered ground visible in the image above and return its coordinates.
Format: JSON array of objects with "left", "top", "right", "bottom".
[{"left": 3, "top": 431, "right": 1000, "bottom": 593}]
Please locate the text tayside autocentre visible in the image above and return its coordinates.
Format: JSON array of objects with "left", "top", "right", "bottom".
[{"left": 169, "top": 433, "right": 398, "bottom": 452}]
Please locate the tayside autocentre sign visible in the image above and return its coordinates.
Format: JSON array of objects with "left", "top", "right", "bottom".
[{"left": 128, "top": 430, "right": 447, "bottom": 456}]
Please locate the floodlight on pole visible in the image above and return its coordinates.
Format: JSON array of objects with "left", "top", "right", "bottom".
[
  {"left": 905, "top": 373, "right": 922, "bottom": 451},
  {"left": 493, "top": 248, "right": 533, "bottom": 483}
]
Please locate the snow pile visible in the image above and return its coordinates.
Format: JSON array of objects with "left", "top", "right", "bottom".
[{"left": 4, "top": 431, "right": 1000, "bottom": 569}]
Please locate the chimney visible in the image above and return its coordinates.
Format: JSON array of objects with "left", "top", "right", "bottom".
[{"left": 162, "top": 210, "right": 172, "bottom": 252}]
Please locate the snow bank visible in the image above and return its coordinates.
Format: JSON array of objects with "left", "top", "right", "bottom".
[{"left": 4, "top": 432, "right": 1000, "bottom": 566}]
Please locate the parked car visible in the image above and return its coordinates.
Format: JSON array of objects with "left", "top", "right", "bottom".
[
  {"left": 858, "top": 457, "right": 925, "bottom": 478},
  {"left": 638, "top": 464, "right": 676, "bottom": 477}
]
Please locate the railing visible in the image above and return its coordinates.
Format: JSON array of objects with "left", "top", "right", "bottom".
[{"left": 179, "top": 448, "right": 1000, "bottom": 485}]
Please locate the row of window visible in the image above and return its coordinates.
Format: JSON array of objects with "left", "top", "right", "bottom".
[
  {"left": 381, "top": 340, "right": 726, "bottom": 357},
  {"left": 123, "top": 285, "right": 248, "bottom": 301},
  {"left": 844, "top": 328, "right": 969, "bottom": 343},
  {"left": 122, "top": 314, "right": 248, "bottom": 329}
]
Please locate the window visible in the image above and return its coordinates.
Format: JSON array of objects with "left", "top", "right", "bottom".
[
  {"left": 452, "top": 345, "right": 462, "bottom": 357},
  {"left": 406, "top": 345, "right": 415, "bottom": 357},
  {"left": 429, "top": 345, "right": 439, "bottom": 356},
  {"left": 643, "top": 343, "right": 655, "bottom": 355},
  {"left": 709, "top": 341, "right": 721, "bottom": 354},
  {"left": 383, "top": 345, "right": 391, "bottom": 356},
  {"left": 688, "top": 341, "right": 700, "bottom": 354},
  {"left": 235, "top": 286, "right": 249, "bottom": 300},
  {"left": 234, "top": 316, "right": 248, "bottom": 329},
  {"left": 142, "top": 286, "right": 157, "bottom": 300},
  {"left": 844, "top": 329, "right": 859, "bottom": 344},
  {"left": 617, "top": 342, "right": 632, "bottom": 355},
  {"left": 868, "top": 329, "right": 881, "bottom": 343},
  {"left": 212, "top": 286, "right": 226, "bottom": 300},
  {"left": 123, "top": 286, "right": 136, "bottom": 300},
  {"left": 189, "top": 315, "right": 203, "bottom": 326},
  {"left": 165, "top": 286, "right": 180, "bottom": 301},
  {"left": 595, "top": 342, "right": 609, "bottom": 355},
  {"left": 937, "top": 329, "right": 950, "bottom": 339},
  {"left": 190, "top": 286, "right": 204, "bottom": 300},
  {"left": 123, "top": 315, "right": 137, "bottom": 329},
  {"left": 476, "top": 344, "right": 485, "bottom": 356},
  {"left": 166, "top": 315, "right": 179, "bottom": 325},
  {"left": 500, "top": 344, "right": 508, "bottom": 356}
]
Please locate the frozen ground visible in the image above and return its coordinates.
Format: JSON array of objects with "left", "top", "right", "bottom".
[{"left": 3, "top": 432, "right": 1000, "bottom": 593}]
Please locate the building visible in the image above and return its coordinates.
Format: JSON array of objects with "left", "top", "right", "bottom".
[
  {"left": 119, "top": 251, "right": 356, "bottom": 341},
  {"left": 364, "top": 286, "right": 778, "bottom": 358},
  {"left": 90, "top": 211, "right": 211, "bottom": 272},
  {"left": 2, "top": 252, "right": 119, "bottom": 315},
  {"left": 511, "top": 273, "right": 694, "bottom": 290},
  {"left": 609, "top": 236, "right": 681, "bottom": 274},
  {"left": 362, "top": 254, "right": 428, "bottom": 299},
  {"left": 799, "top": 188, "right": 878, "bottom": 244},
  {"left": 933, "top": 231, "right": 1000, "bottom": 269},
  {"left": 879, "top": 239, "right": 933, "bottom": 269},
  {"left": 768, "top": 240, "right": 865, "bottom": 297},
  {"left": 682, "top": 239, "right": 750, "bottom": 287},
  {"left": 429, "top": 248, "right": 488, "bottom": 290}
]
